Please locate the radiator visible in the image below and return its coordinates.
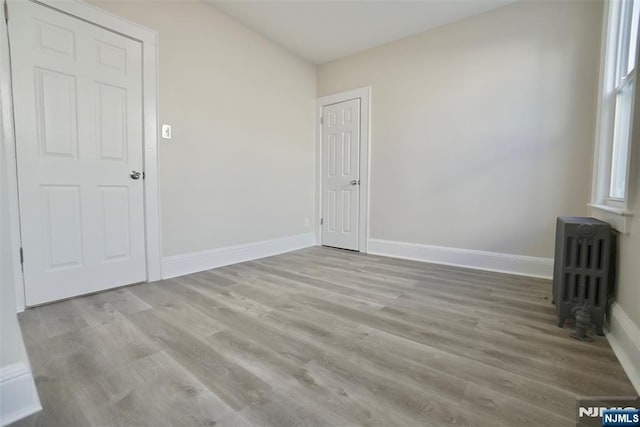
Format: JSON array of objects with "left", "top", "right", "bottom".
[{"left": 552, "top": 217, "right": 612, "bottom": 336}]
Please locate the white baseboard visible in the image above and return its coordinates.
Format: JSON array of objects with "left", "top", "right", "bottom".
[
  {"left": 606, "top": 302, "right": 640, "bottom": 394},
  {"left": 0, "top": 363, "right": 40, "bottom": 426},
  {"left": 367, "top": 238, "right": 553, "bottom": 279},
  {"left": 162, "top": 233, "right": 316, "bottom": 279}
]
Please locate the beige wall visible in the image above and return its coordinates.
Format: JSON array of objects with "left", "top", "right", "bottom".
[
  {"left": 92, "top": 1, "right": 317, "bottom": 256},
  {"left": 318, "top": 0, "right": 602, "bottom": 259}
]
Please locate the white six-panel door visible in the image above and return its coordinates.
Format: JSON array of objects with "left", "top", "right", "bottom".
[
  {"left": 9, "top": 1, "right": 146, "bottom": 305},
  {"left": 321, "top": 99, "right": 361, "bottom": 251}
]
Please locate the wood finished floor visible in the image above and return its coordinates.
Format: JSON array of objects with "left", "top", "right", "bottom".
[{"left": 14, "top": 246, "right": 637, "bottom": 427}]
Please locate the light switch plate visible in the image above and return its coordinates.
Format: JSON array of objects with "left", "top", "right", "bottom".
[{"left": 161, "top": 124, "right": 172, "bottom": 139}]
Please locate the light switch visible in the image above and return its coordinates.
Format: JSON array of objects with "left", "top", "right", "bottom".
[{"left": 161, "top": 124, "right": 172, "bottom": 139}]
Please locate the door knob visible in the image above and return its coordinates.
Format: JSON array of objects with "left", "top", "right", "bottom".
[
  {"left": 130, "top": 170, "right": 142, "bottom": 180},
  {"left": 350, "top": 179, "right": 360, "bottom": 186}
]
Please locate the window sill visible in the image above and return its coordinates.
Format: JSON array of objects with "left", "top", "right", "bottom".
[{"left": 588, "top": 203, "right": 634, "bottom": 234}]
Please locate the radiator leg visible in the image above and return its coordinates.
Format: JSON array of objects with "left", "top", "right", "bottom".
[{"left": 557, "top": 317, "right": 566, "bottom": 328}]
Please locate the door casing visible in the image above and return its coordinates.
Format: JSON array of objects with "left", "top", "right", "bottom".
[
  {"left": 316, "top": 87, "right": 371, "bottom": 253},
  {"left": 1, "top": 0, "right": 161, "bottom": 311}
]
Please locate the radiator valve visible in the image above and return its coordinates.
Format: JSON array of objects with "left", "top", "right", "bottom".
[{"left": 571, "top": 305, "right": 594, "bottom": 342}]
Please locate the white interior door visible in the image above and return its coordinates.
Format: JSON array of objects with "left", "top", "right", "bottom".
[
  {"left": 9, "top": 0, "right": 146, "bottom": 306},
  {"left": 321, "top": 99, "right": 361, "bottom": 251}
]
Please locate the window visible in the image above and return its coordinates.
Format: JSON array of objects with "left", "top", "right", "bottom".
[
  {"left": 591, "top": 0, "right": 639, "bottom": 230},
  {"left": 609, "top": 0, "right": 639, "bottom": 200}
]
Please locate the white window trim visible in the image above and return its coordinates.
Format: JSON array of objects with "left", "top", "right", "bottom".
[
  {"left": 1, "top": 0, "right": 163, "bottom": 311},
  {"left": 590, "top": 0, "right": 637, "bottom": 234}
]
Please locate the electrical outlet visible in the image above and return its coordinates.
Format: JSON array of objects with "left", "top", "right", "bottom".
[
  {"left": 161, "top": 124, "right": 172, "bottom": 139},
  {"left": 304, "top": 217, "right": 310, "bottom": 227}
]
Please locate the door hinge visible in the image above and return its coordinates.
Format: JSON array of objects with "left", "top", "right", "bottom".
[
  {"left": 142, "top": 171, "right": 145, "bottom": 179},
  {"left": 4, "top": 1, "right": 8, "bottom": 23},
  {"left": 19, "top": 247, "right": 23, "bottom": 264},
  {"left": 320, "top": 218, "right": 323, "bottom": 225}
]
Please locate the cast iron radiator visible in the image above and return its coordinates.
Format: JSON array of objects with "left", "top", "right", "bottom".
[{"left": 552, "top": 217, "right": 612, "bottom": 336}]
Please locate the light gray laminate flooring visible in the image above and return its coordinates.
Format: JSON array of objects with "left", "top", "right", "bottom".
[{"left": 13, "top": 247, "right": 637, "bottom": 426}]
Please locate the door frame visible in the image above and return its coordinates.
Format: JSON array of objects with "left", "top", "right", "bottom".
[
  {"left": 316, "top": 87, "right": 371, "bottom": 252},
  {"left": 1, "top": 0, "right": 162, "bottom": 311}
]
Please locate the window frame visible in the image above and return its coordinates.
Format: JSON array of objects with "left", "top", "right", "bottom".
[{"left": 590, "top": 0, "right": 638, "bottom": 233}]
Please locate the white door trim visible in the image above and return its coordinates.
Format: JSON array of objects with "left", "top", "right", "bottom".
[
  {"left": 0, "top": 0, "right": 24, "bottom": 312},
  {"left": 2, "top": 0, "right": 162, "bottom": 311},
  {"left": 316, "top": 87, "right": 371, "bottom": 252}
]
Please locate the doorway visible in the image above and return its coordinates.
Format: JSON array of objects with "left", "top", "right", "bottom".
[
  {"left": 4, "top": 0, "right": 161, "bottom": 307},
  {"left": 317, "top": 87, "right": 370, "bottom": 252}
]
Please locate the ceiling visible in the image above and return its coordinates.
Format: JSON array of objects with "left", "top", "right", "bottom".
[{"left": 207, "top": 0, "right": 519, "bottom": 64}]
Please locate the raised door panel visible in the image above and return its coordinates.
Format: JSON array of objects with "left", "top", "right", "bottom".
[
  {"left": 328, "top": 134, "right": 337, "bottom": 177},
  {"left": 95, "top": 83, "right": 127, "bottom": 161},
  {"left": 99, "top": 186, "right": 131, "bottom": 261},
  {"left": 34, "top": 68, "right": 78, "bottom": 158},
  {"left": 96, "top": 40, "right": 127, "bottom": 74},
  {"left": 342, "top": 106, "right": 352, "bottom": 125},
  {"left": 327, "top": 190, "right": 337, "bottom": 232},
  {"left": 41, "top": 185, "right": 83, "bottom": 270},
  {"left": 342, "top": 131, "right": 352, "bottom": 177},
  {"left": 34, "top": 19, "right": 76, "bottom": 59},
  {"left": 342, "top": 190, "right": 351, "bottom": 233},
  {"left": 327, "top": 110, "right": 338, "bottom": 127}
]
